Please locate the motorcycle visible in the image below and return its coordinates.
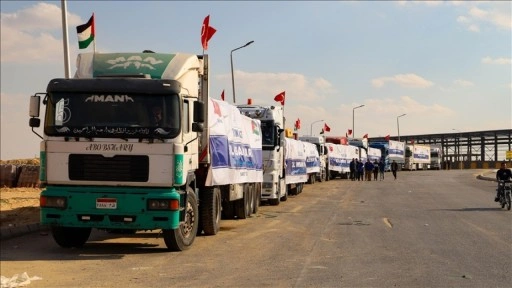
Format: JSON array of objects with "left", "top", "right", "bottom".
[{"left": 497, "top": 180, "right": 512, "bottom": 210}]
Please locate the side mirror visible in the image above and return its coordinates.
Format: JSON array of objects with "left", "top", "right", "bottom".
[
  {"left": 193, "top": 101, "right": 205, "bottom": 123},
  {"left": 29, "top": 95, "right": 40, "bottom": 117},
  {"left": 29, "top": 118, "right": 40, "bottom": 128},
  {"left": 192, "top": 122, "right": 204, "bottom": 133}
]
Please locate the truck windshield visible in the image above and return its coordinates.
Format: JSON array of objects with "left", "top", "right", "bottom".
[
  {"left": 44, "top": 92, "right": 180, "bottom": 139},
  {"left": 260, "top": 120, "right": 275, "bottom": 147}
]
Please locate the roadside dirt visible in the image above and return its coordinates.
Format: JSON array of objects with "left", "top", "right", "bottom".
[{"left": 0, "top": 187, "right": 41, "bottom": 229}]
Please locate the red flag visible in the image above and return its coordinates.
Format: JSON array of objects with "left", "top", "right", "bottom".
[
  {"left": 201, "top": 15, "right": 217, "bottom": 50},
  {"left": 221, "top": 89, "right": 225, "bottom": 101},
  {"left": 385, "top": 135, "right": 390, "bottom": 141},
  {"left": 363, "top": 134, "right": 368, "bottom": 139},
  {"left": 324, "top": 123, "right": 331, "bottom": 132},
  {"left": 295, "top": 118, "right": 301, "bottom": 130},
  {"left": 274, "top": 91, "right": 285, "bottom": 105},
  {"left": 348, "top": 129, "right": 352, "bottom": 135}
]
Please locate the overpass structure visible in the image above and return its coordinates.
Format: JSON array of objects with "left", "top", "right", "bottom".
[{"left": 371, "top": 129, "right": 512, "bottom": 169}]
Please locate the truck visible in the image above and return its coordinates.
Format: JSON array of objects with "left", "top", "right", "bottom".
[
  {"left": 303, "top": 141, "right": 321, "bottom": 184},
  {"left": 284, "top": 137, "right": 308, "bottom": 195},
  {"left": 28, "top": 52, "right": 263, "bottom": 251},
  {"left": 236, "top": 103, "right": 287, "bottom": 205},
  {"left": 429, "top": 144, "right": 443, "bottom": 170},
  {"left": 404, "top": 144, "right": 431, "bottom": 171},
  {"left": 369, "top": 140, "right": 405, "bottom": 171},
  {"left": 324, "top": 143, "right": 359, "bottom": 179},
  {"left": 298, "top": 135, "right": 328, "bottom": 182}
]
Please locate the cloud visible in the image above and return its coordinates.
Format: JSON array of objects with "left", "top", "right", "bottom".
[
  {"left": 0, "top": 2, "right": 84, "bottom": 63},
  {"left": 453, "top": 79, "right": 474, "bottom": 87},
  {"left": 216, "top": 71, "right": 337, "bottom": 105},
  {"left": 457, "top": 3, "right": 511, "bottom": 32},
  {"left": 481, "top": 57, "right": 512, "bottom": 65},
  {"left": 371, "top": 73, "right": 434, "bottom": 88}
]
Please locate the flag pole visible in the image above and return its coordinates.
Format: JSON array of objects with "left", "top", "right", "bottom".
[{"left": 60, "top": 0, "right": 71, "bottom": 78}]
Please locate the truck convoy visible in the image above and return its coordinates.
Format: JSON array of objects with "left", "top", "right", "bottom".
[{"left": 28, "top": 52, "right": 263, "bottom": 251}]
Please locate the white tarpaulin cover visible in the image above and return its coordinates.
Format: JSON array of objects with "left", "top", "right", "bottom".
[
  {"left": 206, "top": 99, "right": 263, "bottom": 186},
  {"left": 304, "top": 142, "right": 320, "bottom": 174},
  {"left": 389, "top": 140, "right": 405, "bottom": 161},
  {"left": 284, "top": 138, "right": 308, "bottom": 184}
]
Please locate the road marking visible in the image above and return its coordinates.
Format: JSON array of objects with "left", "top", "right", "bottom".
[{"left": 383, "top": 217, "right": 393, "bottom": 228}]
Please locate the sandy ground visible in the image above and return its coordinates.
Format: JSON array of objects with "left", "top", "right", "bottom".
[{"left": 0, "top": 187, "right": 41, "bottom": 229}]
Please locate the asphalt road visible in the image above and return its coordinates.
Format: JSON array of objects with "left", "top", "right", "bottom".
[{"left": 1, "top": 170, "right": 510, "bottom": 288}]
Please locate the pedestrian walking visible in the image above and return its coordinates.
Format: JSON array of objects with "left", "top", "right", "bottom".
[
  {"left": 391, "top": 160, "right": 399, "bottom": 180},
  {"left": 373, "top": 160, "right": 379, "bottom": 181},
  {"left": 378, "top": 159, "right": 385, "bottom": 180}
]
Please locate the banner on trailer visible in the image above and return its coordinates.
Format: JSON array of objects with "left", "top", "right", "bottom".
[
  {"left": 304, "top": 142, "right": 320, "bottom": 174},
  {"left": 389, "top": 140, "right": 405, "bottom": 161},
  {"left": 206, "top": 99, "right": 263, "bottom": 185},
  {"left": 368, "top": 147, "right": 382, "bottom": 163},
  {"left": 326, "top": 143, "right": 345, "bottom": 173},
  {"left": 284, "top": 138, "right": 308, "bottom": 184},
  {"left": 413, "top": 145, "right": 430, "bottom": 163}
]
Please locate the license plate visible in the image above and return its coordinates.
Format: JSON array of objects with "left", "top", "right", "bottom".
[{"left": 96, "top": 198, "right": 117, "bottom": 209}]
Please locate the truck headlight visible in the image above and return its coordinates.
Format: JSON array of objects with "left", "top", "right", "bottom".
[{"left": 147, "top": 199, "right": 179, "bottom": 211}]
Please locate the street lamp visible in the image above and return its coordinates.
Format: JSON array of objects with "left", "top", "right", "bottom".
[
  {"left": 352, "top": 105, "right": 365, "bottom": 138},
  {"left": 397, "top": 113, "right": 406, "bottom": 142},
  {"left": 230, "top": 40, "right": 254, "bottom": 104},
  {"left": 310, "top": 119, "right": 324, "bottom": 135}
]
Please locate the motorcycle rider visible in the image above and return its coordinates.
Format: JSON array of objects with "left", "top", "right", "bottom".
[{"left": 495, "top": 162, "right": 512, "bottom": 202}]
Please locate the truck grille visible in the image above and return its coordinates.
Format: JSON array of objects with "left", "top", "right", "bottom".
[{"left": 69, "top": 154, "right": 149, "bottom": 182}]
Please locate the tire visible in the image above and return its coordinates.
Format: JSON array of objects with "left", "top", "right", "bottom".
[
  {"left": 235, "top": 186, "right": 249, "bottom": 219},
  {"left": 200, "top": 187, "right": 222, "bottom": 236},
  {"left": 51, "top": 226, "right": 91, "bottom": 248},
  {"left": 247, "top": 184, "right": 255, "bottom": 217},
  {"left": 163, "top": 190, "right": 198, "bottom": 251},
  {"left": 253, "top": 183, "right": 261, "bottom": 214},
  {"left": 280, "top": 184, "right": 288, "bottom": 202},
  {"left": 506, "top": 192, "right": 511, "bottom": 211}
]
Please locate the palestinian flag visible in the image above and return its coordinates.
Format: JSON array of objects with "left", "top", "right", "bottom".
[{"left": 76, "top": 14, "right": 95, "bottom": 49}]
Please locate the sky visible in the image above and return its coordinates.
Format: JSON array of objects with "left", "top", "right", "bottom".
[{"left": 1, "top": 1, "right": 511, "bottom": 160}]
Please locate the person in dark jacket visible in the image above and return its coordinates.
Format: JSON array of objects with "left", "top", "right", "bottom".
[
  {"left": 357, "top": 160, "right": 364, "bottom": 181},
  {"left": 495, "top": 162, "right": 512, "bottom": 202},
  {"left": 349, "top": 158, "right": 356, "bottom": 181},
  {"left": 373, "top": 160, "right": 379, "bottom": 181},
  {"left": 378, "top": 159, "right": 385, "bottom": 181},
  {"left": 391, "top": 160, "right": 399, "bottom": 180},
  {"left": 364, "top": 160, "right": 374, "bottom": 181}
]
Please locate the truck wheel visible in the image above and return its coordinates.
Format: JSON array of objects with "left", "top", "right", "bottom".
[
  {"left": 247, "top": 184, "right": 255, "bottom": 217},
  {"left": 281, "top": 184, "right": 288, "bottom": 202},
  {"left": 163, "top": 190, "right": 198, "bottom": 251},
  {"left": 51, "top": 226, "right": 91, "bottom": 248},
  {"left": 253, "top": 183, "right": 261, "bottom": 214},
  {"left": 234, "top": 198, "right": 248, "bottom": 219},
  {"left": 200, "top": 187, "right": 221, "bottom": 236}
]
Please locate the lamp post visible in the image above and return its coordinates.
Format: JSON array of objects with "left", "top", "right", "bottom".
[
  {"left": 310, "top": 119, "right": 324, "bottom": 136},
  {"left": 352, "top": 105, "right": 365, "bottom": 138},
  {"left": 230, "top": 40, "right": 254, "bottom": 104},
  {"left": 397, "top": 113, "right": 406, "bottom": 142}
]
